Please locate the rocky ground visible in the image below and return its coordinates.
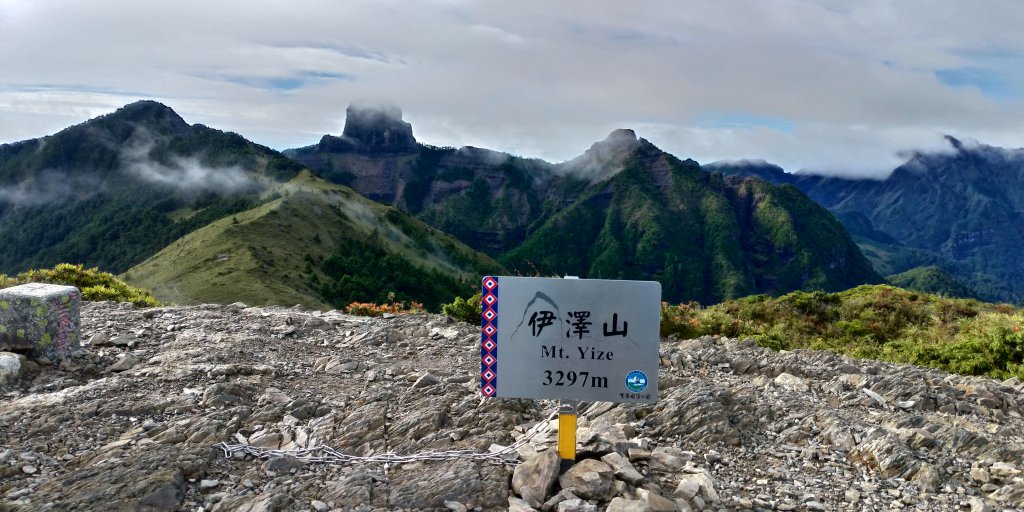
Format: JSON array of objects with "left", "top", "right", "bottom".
[{"left": 1, "top": 301, "right": 1023, "bottom": 511}]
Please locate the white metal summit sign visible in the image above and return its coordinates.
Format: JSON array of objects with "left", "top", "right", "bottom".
[{"left": 480, "top": 276, "right": 661, "bottom": 404}]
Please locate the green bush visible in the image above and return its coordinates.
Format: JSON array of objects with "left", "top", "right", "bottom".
[
  {"left": 1, "top": 263, "right": 161, "bottom": 307},
  {"left": 442, "top": 292, "right": 481, "bottom": 324},
  {"left": 706, "top": 285, "right": 1023, "bottom": 379}
]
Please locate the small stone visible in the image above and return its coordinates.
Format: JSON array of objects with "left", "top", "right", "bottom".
[
  {"left": 558, "top": 459, "right": 614, "bottom": 501},
  {"left": 507, "top": 497, "right": 536, "bottom": 512},
  {"left": 110, "top": 335, "right": 135, "bottom": 347},
  {"left": 0, "top": 352, "right": 27, "bottom": 385},
  {"left": 968, "top": 496, "right": 992, "bottom": 512},
  {"left": 650, "top": 447, "right": 691, "bottom": 468},
  {"left": 412, "top": 372, "right": 441, "bottom": 388},
  {"left": 674, "top": 477, "right": 700, "bottom": 500},
  {"left": 21, "top": 465, "right": 36, "bottom": 474},
  {"left": 444, "top": 500, "right": 468, "bottom": 512},
  {"left": 862, "top": 387, "right": 888, "bottom": 407},
  {"left": 605, "top": 497, "right": 652, "bottom": 512},
  {"left": 199, "top": 479, "right": 220, "bottom": 490},
  {"left": 106, "top": 354, "right": 141, "bottom": 372},
  {"left": 542, "top": 488, "right": 581, "bottom": 511},
  {"left": 703, "top": 450, "right": 721, "bottom": 464},
  {"left": 674, "top": 471, "right": 718, "bottom": 504},
  {"left": 635, "top": 489, "right": 677, "bottom": 512},
  {"left": 845, "top": 489, "right": 861, "bottom": 502},
  {"left": 774, "top": 373, "right": 809, "bottom": 392},
  {"left": 513, "top": 449, "right": 560, "bottom": 507},
  {"left": 990, "top": 461, "right": 1021, "bottom": 479},
  {"left": 601, "top": 452, "right": 645, "bottom": 485},
  {"left": 627, "top": 448, "right": 651, "bottom": 462},
  {"left": 262, "top": 456, "right": 306, "bottom": 474},
  {"left": 88, "top": 332, "right": 111, "bottom": 346},
  {"left": 557, "top": 498, "right": 598, "bottom": 512},
  {"left": 912, "top": 463, "right": 941, "bottom": 492}
]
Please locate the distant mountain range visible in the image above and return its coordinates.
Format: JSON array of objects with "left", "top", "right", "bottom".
[
  {"left": 7, "top": 100, "right": 1015, "bottom": 308},
  {"left": 711, "top": 136, "right": 1024, "bottom": 304},
  {"left": 287, "top": 104, "right": 881, "bottom": 304}
]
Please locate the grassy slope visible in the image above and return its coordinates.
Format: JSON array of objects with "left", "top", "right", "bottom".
[
  {"left": 124, "top": 171, "right": 501, "bottom": 308},
  {"left": 887, "top": 265, "right": 979, "bottom": 300}
]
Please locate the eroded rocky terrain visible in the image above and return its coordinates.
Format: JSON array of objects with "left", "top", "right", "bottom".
[{"left": 1, "top": 302, "right": 1023, "bottom": 511}]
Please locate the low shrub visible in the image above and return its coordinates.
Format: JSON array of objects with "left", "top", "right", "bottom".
[
  {"left": 1, "top": 263, "right": 160, "bottom": 307},
  {"left": 441, "top": 292, "right": 481, "bottom": 324},
  {"left": 345, "top": 300, "right": 425, "bottom": 317}
]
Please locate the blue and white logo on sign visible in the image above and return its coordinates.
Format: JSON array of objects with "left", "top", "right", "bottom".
[{"left": 625, "top": 370, "right": 648, "bottom": 393}]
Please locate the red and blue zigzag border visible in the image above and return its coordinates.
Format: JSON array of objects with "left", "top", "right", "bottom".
[{"left": 481, "top": 276, "right": 499, "bottom": 396}]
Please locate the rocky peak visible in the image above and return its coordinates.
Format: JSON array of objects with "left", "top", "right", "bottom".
[
  {"left": 944, "top": 135, "right": 964, "bottom": 151},
  {"left": 338, "top": 101, "right": 417, "bottom": 154},
  {"left": 558, "top": 128, "right": 643, "bottom": 182},
  {"left": 588, "top": 128, "right": 640, "bottom": 160},
  {"left": 104, "top": 100, "right": 190, "bottom": 136}
]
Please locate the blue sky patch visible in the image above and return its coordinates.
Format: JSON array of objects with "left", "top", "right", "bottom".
[
  {"left": 207, "top": 71, "right": 355, "bottom": 92},
  {"left": 936, "top": 67, "right": 1020, "bottom": 101}
]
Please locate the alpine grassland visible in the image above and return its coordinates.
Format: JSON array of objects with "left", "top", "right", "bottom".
[
  {"left": 125, "top": 171, "right": 502, "bottom": 310},
  {"left": 661, "top": 285, "right": 1023, "bottom": 379},
  {"left": 442, "top": 284, "right": 1023, "bottom": 379}
]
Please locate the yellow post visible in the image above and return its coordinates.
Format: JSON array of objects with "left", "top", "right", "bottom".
[{"left": 558, "top": 401, "right": 577, "bottom": 471}]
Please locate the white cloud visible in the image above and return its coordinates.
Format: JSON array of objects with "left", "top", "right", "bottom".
[
  {"left": 1, "top": 0, "right": 1023, "bottom": 177},
  {"left": 120, "top": 137, "right": 256, "bottom": 193},
  {"left": 0, "top": 169, "right": 105, "bottom": 206}
]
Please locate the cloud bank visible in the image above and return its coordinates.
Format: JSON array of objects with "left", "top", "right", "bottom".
[
  {"left": 1, "top": 0, "right": 1024, "bottom": 177},
  {"left": 0, "top": 170, "right": 105, "bottom": 206}
]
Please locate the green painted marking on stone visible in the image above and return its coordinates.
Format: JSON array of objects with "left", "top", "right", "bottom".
[
  {"left": 0, "top": 301, "right": 8, "bottom": 310},
  {"left": 36, "top": 306, "right": 47, "bottom": 317},
  {"left": 62, "top": 295, "right": 70, "bottom": 303},
  {"left": 37, "top": 318, "right": 48, "bottom": 329},
  {"left": 16, "top": 329, "right": 25, "bottom": 338},
  {"left": 39, "top": 333, "right": 52, "bottom": 347},
  {"left": 0, "top": 324, "right": 6, "bottom": 333},
  {"left": 30, "top": 298, "right": 40, "bottom": 307}
]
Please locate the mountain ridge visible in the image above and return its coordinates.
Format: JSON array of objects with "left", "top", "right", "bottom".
[
  {"left": 125, "top": 170, "right": 501, "bottom": 309},
  {"left": 713, "top": 137, "right": 1024, "bottom": 303},
  {"left": 288, "top": 104, "right": 884, "bottom": 304}
]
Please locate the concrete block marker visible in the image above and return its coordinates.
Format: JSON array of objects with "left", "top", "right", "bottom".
[{"left": 0, "top": 283, "right": 81, "bottom": 361}]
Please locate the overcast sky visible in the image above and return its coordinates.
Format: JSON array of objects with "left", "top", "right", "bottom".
[{"left": 2, "top": 1, "right": 1023, "bottom": 177}]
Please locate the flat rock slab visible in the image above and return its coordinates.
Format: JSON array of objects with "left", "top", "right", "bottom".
[{"left": 0, "top": 283, "right": 80, "bottom": 361}]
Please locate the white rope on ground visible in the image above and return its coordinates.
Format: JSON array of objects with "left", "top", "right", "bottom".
[{"left": 215, "top": 406, "right": 559, "bottom": 467}]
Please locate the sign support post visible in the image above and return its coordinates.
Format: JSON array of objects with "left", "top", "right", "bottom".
[{"left": 557, "top": 400, "right": 577, "bottom": 471}]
